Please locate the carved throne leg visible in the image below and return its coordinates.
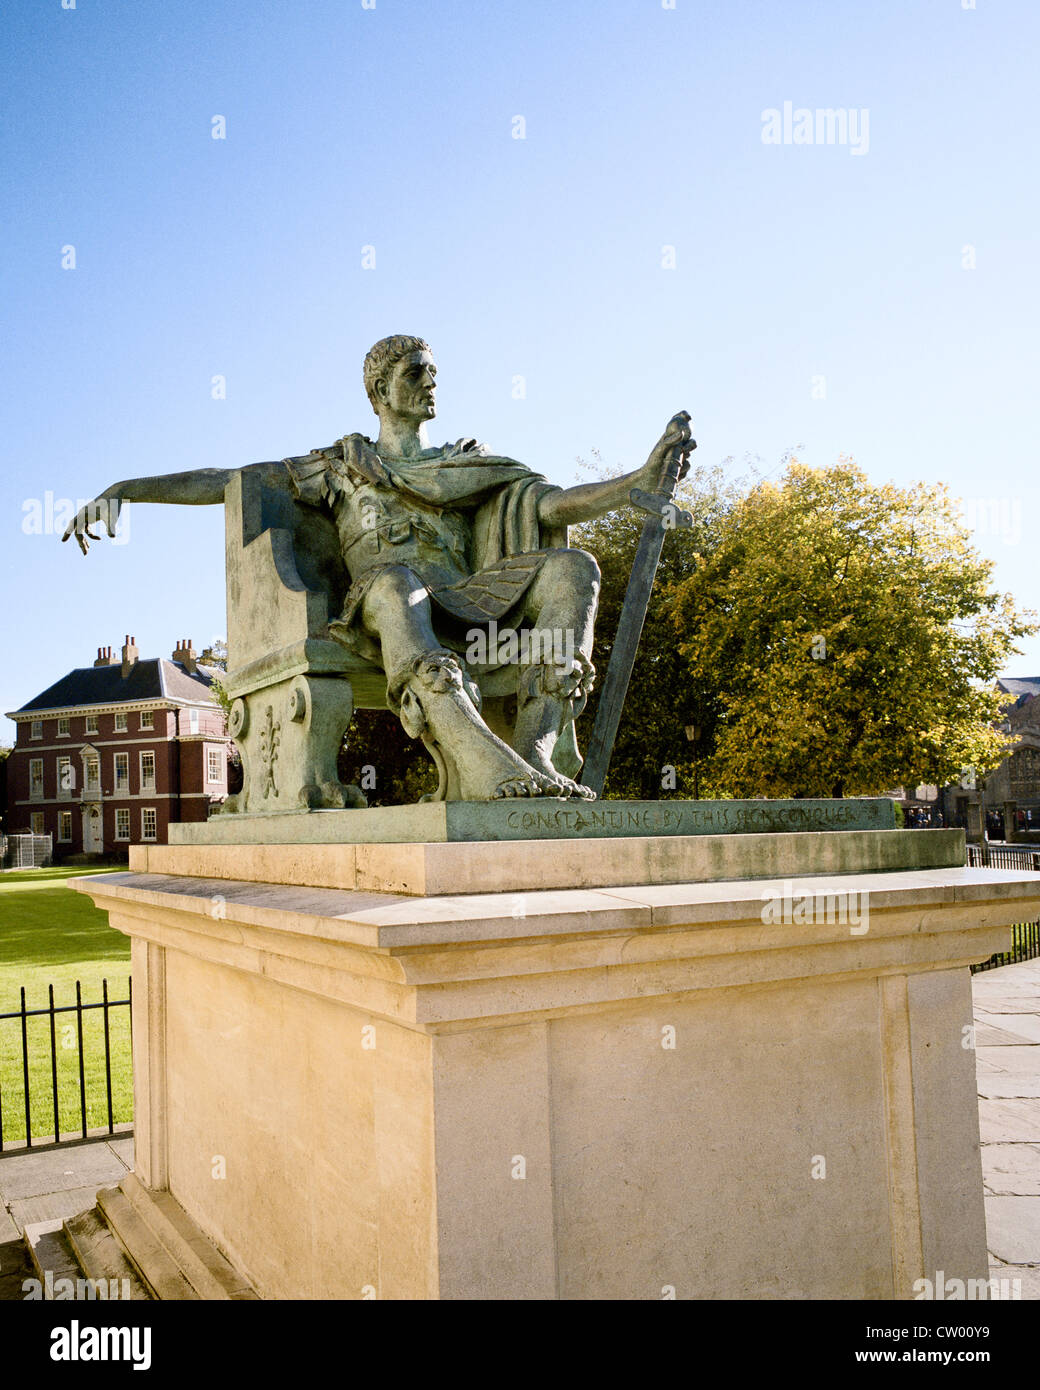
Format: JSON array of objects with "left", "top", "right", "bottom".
[{"left": 222, "top": 677, "right": 366, "bottom": 814}]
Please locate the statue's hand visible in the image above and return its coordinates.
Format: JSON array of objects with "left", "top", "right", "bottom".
[
  {"left": 639, "top": 411, "right": 696, "bottom": 493},
  {"left": 61, "top": 495, "right": 123, "bottom": 555}
]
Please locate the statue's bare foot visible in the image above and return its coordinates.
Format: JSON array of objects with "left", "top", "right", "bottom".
[
  {"left": 390, "top": 649, "right": 569, "bottom": 802},
  {"left": 491, "top": 769, "right": 563, "bottom": 799},
  {"left": 521, "top": 757, "right": 596, "bottom": 800}
]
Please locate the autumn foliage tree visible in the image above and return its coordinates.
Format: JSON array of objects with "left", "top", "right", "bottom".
[{"left": 665, "top": 459, "right": 1035, "bottom": 798}]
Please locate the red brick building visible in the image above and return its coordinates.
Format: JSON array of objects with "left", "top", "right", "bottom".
[{"left": 4, "top": 637, "right": 230, "bottom": 857}]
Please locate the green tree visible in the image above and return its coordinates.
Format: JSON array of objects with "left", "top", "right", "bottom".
[
  {"left": 666, "top": 459, "right": 1035, "bottom": 798},
  {"left": 338, "top": 710, "right": 436, "bottom": 806}
]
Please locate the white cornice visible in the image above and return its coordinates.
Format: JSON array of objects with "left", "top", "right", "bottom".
[{"left": 6, "top": 698, "right": 217, "bottom": 721}]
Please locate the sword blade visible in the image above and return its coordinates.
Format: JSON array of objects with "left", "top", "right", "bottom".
[{"left": 581, "top": 510, "right": 669, "bottom": 797}]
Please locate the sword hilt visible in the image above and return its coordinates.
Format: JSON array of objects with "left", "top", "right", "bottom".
[{"left": 629, "top": 487, "right": 693, "bottom": 528}]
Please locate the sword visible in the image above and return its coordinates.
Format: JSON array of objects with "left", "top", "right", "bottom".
[{"left": 581, "top": 413, "right": 695, "bottom": 798}]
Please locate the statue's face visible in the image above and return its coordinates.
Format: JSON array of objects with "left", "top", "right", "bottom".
[{"left": 380, "top": 349, "right": 437, "bottom": 423}]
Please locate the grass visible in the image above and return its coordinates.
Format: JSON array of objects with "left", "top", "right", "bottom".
[{"left": 0, "top": 867, "right": 132, "bottom": 1145}]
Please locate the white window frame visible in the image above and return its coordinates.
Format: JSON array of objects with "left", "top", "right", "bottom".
[
  {"left": 58, "top": 717, "right": 70, "bottom": 737},
  {"left": 30, "top": 812, "right": 45, "bottom": 836},
  {"left": 30, "top": 719, "right": 42, "bottom": 740},
  {"left": 114, "top": 712, "right": 128, "bottom": 732},
  {"left": 207, "top": 748, "right": 223, "bottom": 783},
  {"left": 141, "top": 807, "right": 157, "bottom": 841},
  {"left": 59, "top": 810, "right": 73, "bottom": 842},
  {"left": 114, "top": 751, "right": 130, "bottom": 794},
  {"left": 140, "top": 711, "right": 154, "bottom": 730},
  {"left": 140, "top": 750, "right": 156, "bottom": 790},
  {"left": 57, "top": 755, "right": 73, "bottom": 799},
  {"left": 29, "top": 758, "right": 44, "bottom": 799},
  {"left": 85, "top": 714, "right": 99, "bottom": 734},
  {"left": 84, "top": 755, "right": 100, "bottom": 795},
  {"left": 115, "top": 807, "right": 130, "bottom": 841}
]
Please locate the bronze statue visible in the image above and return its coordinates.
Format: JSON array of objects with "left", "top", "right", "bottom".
[{"left": 64, "top": 336, "right": 692, "bottom": 802}]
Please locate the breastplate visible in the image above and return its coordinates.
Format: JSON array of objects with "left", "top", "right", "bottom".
[{"left": 332, "top": 482, "right": 470, "bottom": 587}]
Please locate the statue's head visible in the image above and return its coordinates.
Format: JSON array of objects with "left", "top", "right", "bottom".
[{"left": 363, "top": 335, "right": 435, "bottom": 422}]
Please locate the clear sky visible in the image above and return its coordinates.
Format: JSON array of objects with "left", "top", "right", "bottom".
[{"left": 2, "top": 0, "right": 1037, "bottom": 740}]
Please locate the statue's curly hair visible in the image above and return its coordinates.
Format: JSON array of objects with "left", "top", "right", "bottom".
[{"left": 363, "top": 335, "right": 431, "bottom": 413}]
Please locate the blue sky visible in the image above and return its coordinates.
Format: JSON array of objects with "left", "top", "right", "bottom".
[{"left": 2, "top": 0, "right": 1037, "bottom": 739}]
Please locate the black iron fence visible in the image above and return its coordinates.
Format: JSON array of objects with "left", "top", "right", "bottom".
[
  {"left": 966, "top": 843, "right": 1040, "bottom": 871},
  {"left": 971, "top": 922, "right": 1040, "bottom": 975},
  {"left": 0, "top": 978, "right": 132, "bottom": 1151},
  {"left": 963, "top": 844, "right": 1040, "bottom": 973}
]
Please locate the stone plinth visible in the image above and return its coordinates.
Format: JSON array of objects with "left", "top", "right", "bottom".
[{"left": 70, "top": 827, "right": 1040, "bottom": 1300}]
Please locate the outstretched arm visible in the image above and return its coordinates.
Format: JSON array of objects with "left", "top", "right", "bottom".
[
  {"left": 537, "top": 412, "right": 694, "bottom": 530},
  {"left": 61, "top": 460, "right": 287, "bottom": 553}
]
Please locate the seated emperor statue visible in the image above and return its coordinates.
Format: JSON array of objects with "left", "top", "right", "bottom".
[{"left": 64, "top": 334, "right": 693, "bottom": 802}]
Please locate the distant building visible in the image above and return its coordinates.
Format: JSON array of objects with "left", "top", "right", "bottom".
[
  {"left": 4, "top": 637, "right": 230, "bottom": 857},
  {"left": 940, "top": 676, "right": 1040, "bottom": 839}
]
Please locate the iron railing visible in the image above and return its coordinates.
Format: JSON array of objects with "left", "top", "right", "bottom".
[
  {"left": 0, "top": 977, "right": 132, "bottom": 1151},
  {"left": 966, "top": 843, "right": 1040, "bottom": 870},
  {"left": 971, "top": 922, "right": 1040, "bottom": 974}
]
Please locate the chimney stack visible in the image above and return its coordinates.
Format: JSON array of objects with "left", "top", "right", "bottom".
[
  {"left": 93, "top": 645, "right": 118, "bottom": 667},
  {"left": 172, "top": 637, "right": 197, "bottom": 675},
  {"left": 121, "top": 634, "right": 139, "bottom": 679}
]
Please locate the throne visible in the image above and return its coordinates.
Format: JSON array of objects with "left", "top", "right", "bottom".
[{"left": 218, "top": 468, "right": 519, "bottom": 813}]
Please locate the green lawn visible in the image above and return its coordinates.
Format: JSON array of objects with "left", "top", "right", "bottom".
[{"left": 0, "top": 868, "right": 132, "bottom": 1145}]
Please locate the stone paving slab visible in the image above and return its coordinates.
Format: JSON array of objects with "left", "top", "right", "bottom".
[
  {"left": 978, "top": 1014, "right": 1040, "bottom": 1044},
  {"left": 979, "top": 1097, "right": 1040, "bottom": 1143},
  {"left": 0, "top": 1139, "right": 133, "bottom": 1237},
  {"left": 9, "top": 1185, "right": 114, "bottom": 1231},
  {"left": 988, "top": 1263, "right": 1040, "bottom": 1299},
  {"left": 108, "top": 1137, "right": 134, "bottom": 1167},
  {"left": 984, "top": 1196, "right": 1040, "bottom": 1265},
  {"left": 976, "top": 1045, "right": 1040, "bottom": 1076},
  {"left": 975, "top": 957, "right": 1040, "bottom": 1295},
  {"left": 0, "top": 1142, "right": 130, "bottom": 1201},
  {"left": 977, "top": 1079, "right": 1040, "bottom": 1099},
  {"left": 981, "top": 1143, "right": 1040, "bottom": 1195},
  {"left": 975, "top": 1023, "right": 1033, "bottom": 1046}
]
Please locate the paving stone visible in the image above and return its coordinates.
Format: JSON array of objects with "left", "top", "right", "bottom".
[
  {"left": 0, "top": 1144, "right": 128, "bottom": 1201},
  {"left": 975, "top": 1023, "right": 1032, "bottom": 1046},
  {"left": 978, "top": 1098, "right": 1040, "bottom": 1143},
  {"left": 985, "top": 1195, "right": 1040, "bottom": 1264},
  {"left": 8, "top": 1186, "right": 105, "bottom": 1232},
  {"left": 981, "top": 1144, "right": 1040, "bottom": 1195},
  {"left": 977, "top": 1079, "right": 1040, "bottom": 1099},
  {"left": 0, "top": 1209, "right": 18, "bottom": 1243},
  {"left": 980, "top": 1014, "right": 1040, "bottom": 1044},
  {"left": 975, "top": 1054, "right": 1008, "bottom": 1076},
  {"left": 106, "top": 1137, "right": 134, "bottom": 1169},
  {"left": 976, "top": 1046, "right": 1040, "bottom": 1076},
  {"left": 986, "top": 1264, "right": 1040, "bottom": 1300}
]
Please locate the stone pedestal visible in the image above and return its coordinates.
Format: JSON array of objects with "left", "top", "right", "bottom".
[{"left": 71, "top": 825, "right": 1040, "bottom": 1300}]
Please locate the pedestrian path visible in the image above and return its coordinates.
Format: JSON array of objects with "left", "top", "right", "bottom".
[
  {"left": 974, "top": 956, "right": 1040, "bottom": 1297},
  {"left": 0, "top": 1134, "right": 132, "bottom": 1244}
]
